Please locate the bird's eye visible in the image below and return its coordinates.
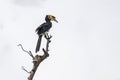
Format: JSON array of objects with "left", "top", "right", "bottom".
[{"left": 48, "top": 15, "right": 52, "bottom": 19}]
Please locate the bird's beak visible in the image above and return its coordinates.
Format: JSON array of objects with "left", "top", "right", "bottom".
[{"left": 53, "top": 18, "right": 58, "bottom": 23}]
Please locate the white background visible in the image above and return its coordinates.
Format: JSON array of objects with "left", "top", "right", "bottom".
[{"left": 0, "top": 0, "right": 120, "bottom": 80}]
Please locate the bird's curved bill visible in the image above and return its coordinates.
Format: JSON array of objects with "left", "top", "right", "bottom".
[{"left": 53, "top": 18, "right": 58, "bottom": 23}]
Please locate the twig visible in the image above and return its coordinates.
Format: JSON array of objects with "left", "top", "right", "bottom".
[
  {"left": 17, "top": 44, "right": 34, "bottom": 59},
  {"left": 22, "top": 66, "right": 30, "bottom": 74}
]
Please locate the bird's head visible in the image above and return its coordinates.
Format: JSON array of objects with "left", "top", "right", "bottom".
[{"left": 45, "top": 14, "right": 58, "bottom": 23}]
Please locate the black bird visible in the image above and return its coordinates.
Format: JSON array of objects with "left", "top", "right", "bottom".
[{"left": 35, "top": 15, "right": 58, "bottom": 53}]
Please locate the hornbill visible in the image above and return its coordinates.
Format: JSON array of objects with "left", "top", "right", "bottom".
[{"left": 35, "top": 15, "right": 58, "bottom": 53}]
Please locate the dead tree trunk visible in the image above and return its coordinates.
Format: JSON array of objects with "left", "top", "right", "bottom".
[{"left": 18, "top": 34, "right": 52, "bottom": 80}]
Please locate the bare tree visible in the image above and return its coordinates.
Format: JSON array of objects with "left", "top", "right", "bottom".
[{"left": 18, "top": 34, "right": 52, "bottom": 80}]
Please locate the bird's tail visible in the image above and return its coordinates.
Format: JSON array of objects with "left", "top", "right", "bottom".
[{"left": 35, "top": 35, "right": 42, "bottom": 53}]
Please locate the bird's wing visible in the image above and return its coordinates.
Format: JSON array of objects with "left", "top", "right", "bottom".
[
  {"left": 35, "top": 23, "right": 46, "bottom": 32},
  {"left": 35, "top": 23, "right": 50, "bottom": 35}
]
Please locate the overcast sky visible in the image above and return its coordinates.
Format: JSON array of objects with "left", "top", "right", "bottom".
[{"left": 0, "top": 0, "right": 120, "bottom": 80}]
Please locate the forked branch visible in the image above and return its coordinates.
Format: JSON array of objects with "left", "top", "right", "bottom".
[
  {"left": 18, "top": 34, "right": 52, "bottom": 80},
  {"left": 17, "top": 44, "right": 34, "bottom": 59}
]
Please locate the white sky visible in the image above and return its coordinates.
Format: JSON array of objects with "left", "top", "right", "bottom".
[{"left": 0, "top": 0, "right": 120, "bottom": 80}]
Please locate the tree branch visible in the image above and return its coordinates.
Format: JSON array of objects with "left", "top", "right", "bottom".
[
  {"left": 22, "top": 66, "right": 30, "bottom": 74},
  {"left": 17, "top": 44, "right": 34, "bottom": 59},
  {"left": 18, "top": 34, "right": 52, "bottom": 80}
]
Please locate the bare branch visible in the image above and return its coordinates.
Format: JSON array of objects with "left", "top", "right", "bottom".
[
  {"left": 29, "top": 51, "right": 34, "bottom": 59},
  {"left": 17, "top": 44, "right": 34, "bottom": 59},
  {"left": 17, "top": 44, "right": 29, "bottom": 53},
  {"left": 27, "top": 34, "right": 51, "bottom": 80},
  {"left": 21, "top": 66, "right": 30, "bottom": 74},
  {"left": 19, "top": 34, "right": 52, "bottom": 80}
]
